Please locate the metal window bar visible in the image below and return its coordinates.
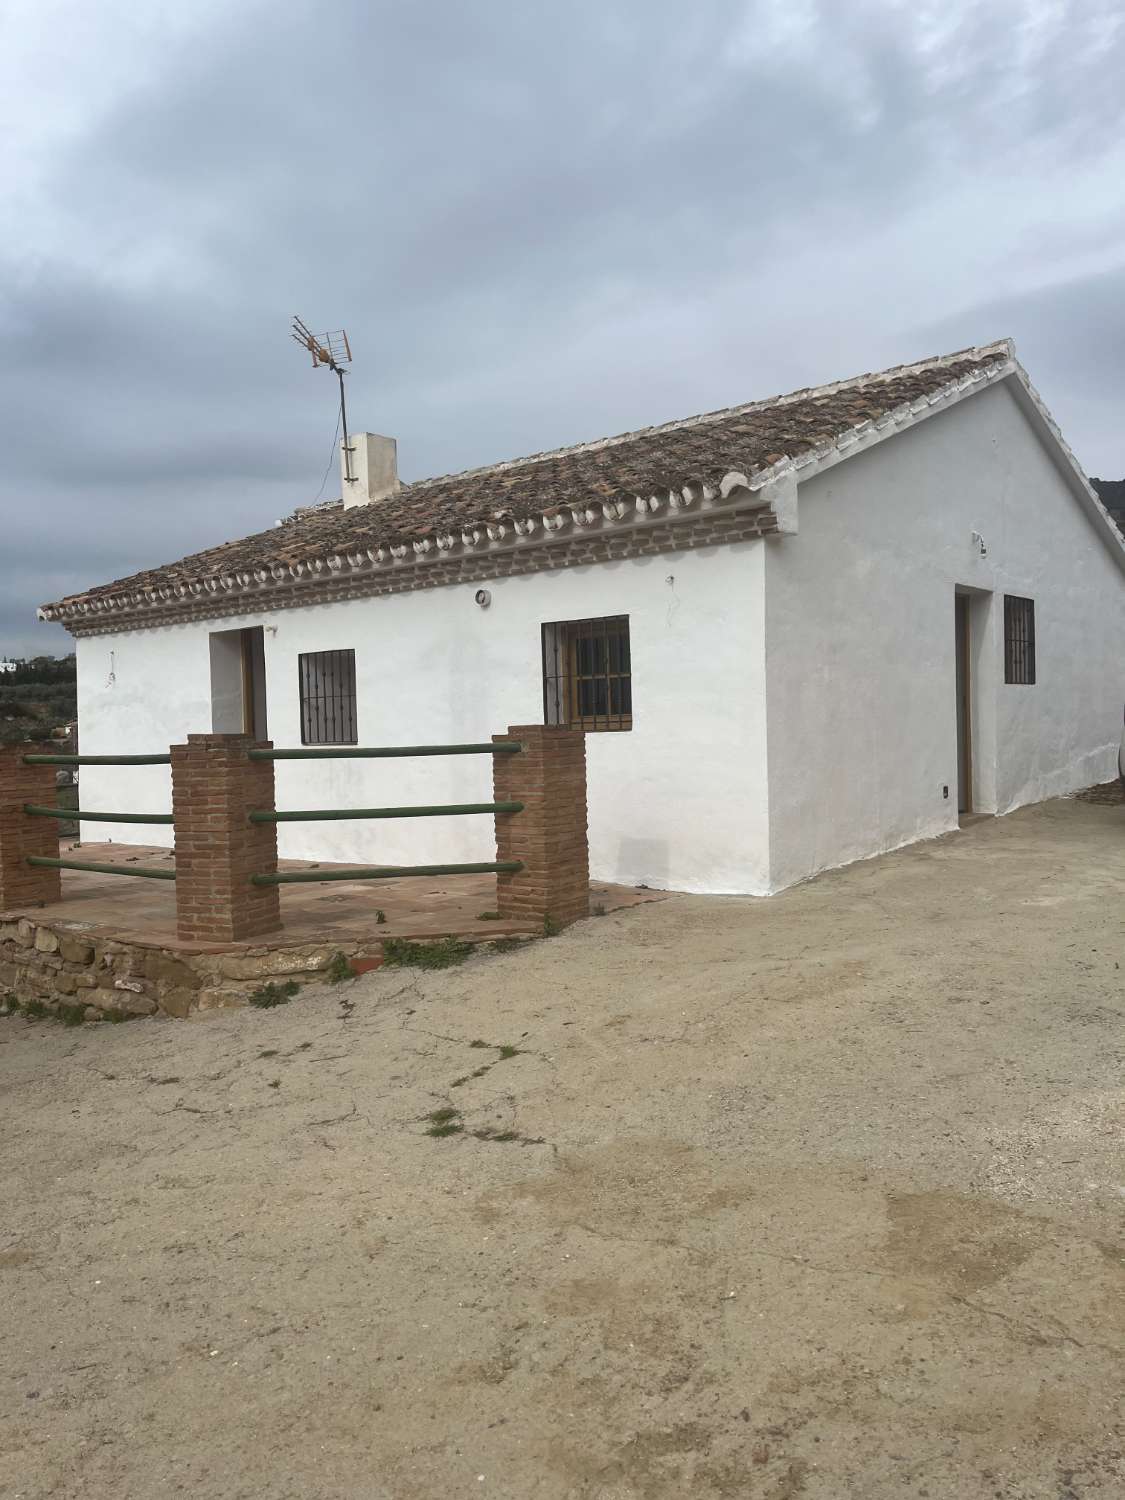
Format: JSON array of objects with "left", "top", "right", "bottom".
[
  {"left": 541, "top": 615, "right": 631, "bottom": 732},
  {"left": 1004, "top": 596, "right": 1036, "bottom": 685},
  {"left": 299, "top": 649, "right": 358, "bottom": 745}
]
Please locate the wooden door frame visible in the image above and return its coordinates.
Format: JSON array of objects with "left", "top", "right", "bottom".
[{"left": 955, "top": 593, "right": 973, "bottom": 815}]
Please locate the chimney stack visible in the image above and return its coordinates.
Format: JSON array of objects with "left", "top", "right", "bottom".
[{"left": 342, "top": 432, "right": 400, "bottom": 509}]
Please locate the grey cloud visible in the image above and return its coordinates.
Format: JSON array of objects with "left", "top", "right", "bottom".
[{"left": 3, "top": 0, "right": 1125, "bottom": 654}]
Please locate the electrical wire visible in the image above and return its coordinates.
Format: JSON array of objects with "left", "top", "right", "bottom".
[{"left": 311, "top": 408, "right": 343, "bottom": 505}]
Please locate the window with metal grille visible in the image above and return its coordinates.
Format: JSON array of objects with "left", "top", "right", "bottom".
[
  {"left": 298, "top": 649, "right": 358, "bottom": 744},
  {"left": 542, "top": 616, "right": 632, "bottom": 732},
  {"left": 1004, "top": 596, "right": 1036, "bottom": 685}
]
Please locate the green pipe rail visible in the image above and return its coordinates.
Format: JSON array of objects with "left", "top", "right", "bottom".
[
  {"left": 252, "top": 860, "right": 523, "bottom": 886},
  {"left": 23, "top": 804, "right": 174, "bottom": 825},
  {"left": 26, "top": 855, "right": 176, "bottom": 881},
  {"left": 247, "top": 742, "right": 522, "bottom": 761},
  {"left": 22, "top": 753, "right": 172, "bottom": 766},
  {"left": 250, "top": 800, "right": 523, "bottom": 823}
]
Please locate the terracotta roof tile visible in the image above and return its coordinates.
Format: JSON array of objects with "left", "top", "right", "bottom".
[{"left": 42, "top": 341, "right": 1011, "bottom": 614}]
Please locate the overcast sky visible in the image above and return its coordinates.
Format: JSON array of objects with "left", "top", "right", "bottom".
[{"left": 3, "top": 0, "right": 1124, "bottom": 656}]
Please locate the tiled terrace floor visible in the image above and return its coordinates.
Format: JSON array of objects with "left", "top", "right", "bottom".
[{"left": 4, "top": 842, "right": 661, "bottom": 953}]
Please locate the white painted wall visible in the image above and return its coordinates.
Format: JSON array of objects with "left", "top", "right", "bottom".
[
  {"left": 764, "top": 377, "right": 1125, "bottom": 891},
  {"left": 75, "top": 542, "right": 771, "bottom": 894}
]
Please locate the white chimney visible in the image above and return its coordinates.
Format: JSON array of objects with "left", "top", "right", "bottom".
[{"left": 342, "top": 432, "right": 400, "bottom": 509}]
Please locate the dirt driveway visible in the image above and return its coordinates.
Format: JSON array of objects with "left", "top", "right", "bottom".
[{"left": 2, "top": 795, "right": 1123, "bottom": 1499}]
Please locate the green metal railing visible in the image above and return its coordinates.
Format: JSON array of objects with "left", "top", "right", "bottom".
[
  {"left": 247, "top": 742, "right": 521, "bottom": 761},
  {"left": 252, "top": 860, "right": 522, "bottom": 886},
  {"left": 26, "top": 856, "right": 176, "bottom": 881},
  {"left": 19, "top": 738, "right": 527, "bottom": 891},
  {"left": 250, "top": 801, "right": 522, "bottom": 823},
  {"left": 246, "top": 739, "right": 527, "bottom": 883},
  {"left": 24, "top": 804, "right": 174, "bottom": 825},
  {"left": 22, "top": 753, "right": 172, "bottom": 766},
  {"left": 22, "top": 751, "right": 176, "bottom": 883}
]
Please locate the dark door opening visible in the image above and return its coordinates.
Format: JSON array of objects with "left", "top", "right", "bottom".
[
  {"left": 955, "top": 595, "right": 972, "bottom": 814},
  {"left": 210, "top": 625, "right": 268, "bottom": 740},
  {"left": 240, "top": 627, "right": 268, "bottom": 741}
]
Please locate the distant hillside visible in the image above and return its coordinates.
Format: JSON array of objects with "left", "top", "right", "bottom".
[
  {"left": 1091, "top": 478, "right": 1125, "bottom": 538},
  {"left": 0, "top": 654, "right": 77, "bottom": 747}
]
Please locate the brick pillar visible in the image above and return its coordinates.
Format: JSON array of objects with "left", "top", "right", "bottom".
[
  {"left": 170, "top": 734, "right": 281, "bottom": 942},
  {"left": 493, "top": 724, "right": 588, "bottom": 929},
  {"left": 0, "top": 745, "right": 62, "bottom": 908}
]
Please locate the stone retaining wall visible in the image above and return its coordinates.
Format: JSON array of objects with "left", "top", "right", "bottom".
[{"left": 0, "top": 914, "right": 372, "bottom": 1021}]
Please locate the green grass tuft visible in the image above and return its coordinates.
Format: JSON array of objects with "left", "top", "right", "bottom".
[
  {"left": 324, "top": 951, "right": 353, "bottom": 985},
  {"left": 383, "top": 937, "right": 475, "bottom": 971},
  {"left": 426, "top": 1106, "right": 460, "bottom": 1125},
  {"left": 249, "top": 980, "right": 300, "bottom": 1009}
]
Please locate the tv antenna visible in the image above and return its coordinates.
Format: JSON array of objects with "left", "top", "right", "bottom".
[{"left": 291, "top": 317, "right": 355, "bottom": 482}]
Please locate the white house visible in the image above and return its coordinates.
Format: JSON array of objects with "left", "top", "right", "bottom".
[{"left": 38, "top": 339, "right": 1125, "bottom": 895}]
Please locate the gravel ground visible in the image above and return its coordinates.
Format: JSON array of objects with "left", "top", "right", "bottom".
[{"left": 1, "top": 794, "right": 1123, "bottom": 1500}]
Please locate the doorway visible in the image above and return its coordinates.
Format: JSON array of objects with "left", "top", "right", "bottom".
[
  {"left": 209, "top": 626, "right": 268, "bottom": 740},
  {"left": 954, "top": 594, "right": 972, "bottom": 814}
]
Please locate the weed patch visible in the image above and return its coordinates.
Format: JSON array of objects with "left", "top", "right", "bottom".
[
  {"left": 324, "top": 951, "right": 353, "bottom": 985},
  {"left": 382, "top": 937, "right": 475, "bottom": 970},
  {"left": 249, "top": 980, "right": 300, "bottom": 1009},
  {"left": 471, "top": 1128, "right": 545, "bottom": 1146},
  {"left": 424, "top": 1105, "right": 464, "bottom": 1138},
  {"left": 488, "top": 937, "right": 523, "bottom": 954}
]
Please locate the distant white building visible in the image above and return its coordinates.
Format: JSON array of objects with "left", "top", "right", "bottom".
[
  {"left": 0, "top": 660, "right": 18, "bottom": 674},
  {"left": 39, "top": 339, "right": 1125, "bottom": 895}
]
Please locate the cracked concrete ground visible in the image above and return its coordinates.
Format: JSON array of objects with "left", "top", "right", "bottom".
[{"left": 1, "top": 792, "right": 1123, "bottom": 1500}]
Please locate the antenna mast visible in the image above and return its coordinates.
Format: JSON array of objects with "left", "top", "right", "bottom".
[{"left": 291, "top": 317, "right": 355, "bottom": 482}]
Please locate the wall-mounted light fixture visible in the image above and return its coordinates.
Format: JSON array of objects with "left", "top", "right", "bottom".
[{"left": 971, "top": 530, "right": 987, "bottom": 557}]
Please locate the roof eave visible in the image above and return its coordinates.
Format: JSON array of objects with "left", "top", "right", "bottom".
[{"left": 38, "top": 479, "right": 782, "bottom": 635}]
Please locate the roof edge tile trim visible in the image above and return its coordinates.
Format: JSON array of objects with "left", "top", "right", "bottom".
[{"left": 42, "top": 340, "right": 1051, "bottom": 633}]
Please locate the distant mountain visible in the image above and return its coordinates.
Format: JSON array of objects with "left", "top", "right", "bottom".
[{"left": 1090, "top": 478, "right": 1125, "bottom": 538}]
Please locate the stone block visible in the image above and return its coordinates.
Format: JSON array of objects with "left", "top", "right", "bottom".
[
  {"left": 34, "top": 927, "right": 60, "bottom": 954},
  {"left": 217, "top": 947, "right": 326, "bottom": 981},
  {"left": 59, "top": 936, "right": 95, "bottom": 965},
  {"left": 158, "top": 987, "right": 197, "bottom": 1020},
  {"left": 196, "top": 986, "right": 251, "bottom": 1012},
  {"left": 142, "top": 952, "right": 202, "bottom": 989}
]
